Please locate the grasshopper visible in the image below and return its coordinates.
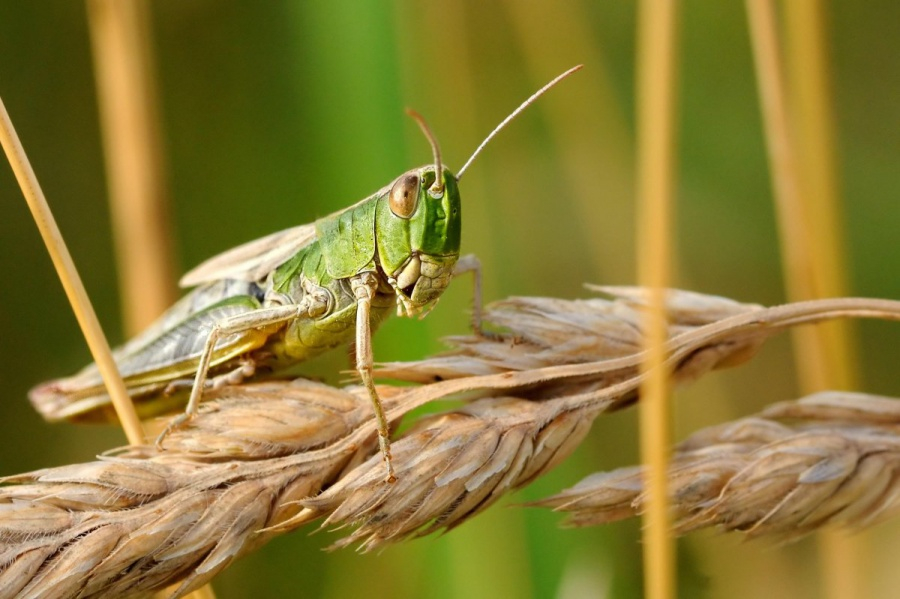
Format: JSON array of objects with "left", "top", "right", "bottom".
[{"left": 30, "top": 65, "right": 582, "bottom": 481}]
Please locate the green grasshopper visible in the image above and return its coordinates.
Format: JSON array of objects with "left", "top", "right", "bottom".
[{"left": 30, "top": 65, "right": 582, "bottom": 481}]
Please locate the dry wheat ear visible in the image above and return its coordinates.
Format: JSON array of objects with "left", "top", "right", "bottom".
[{"left": 3, "top": 286, "right": 900, "bottom": 598}]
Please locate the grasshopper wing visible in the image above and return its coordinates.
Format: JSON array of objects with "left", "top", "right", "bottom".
[
  {"left": 180, "top": 223, "right": 318, "bottom": 287},
  {"left": 30, "top": 293, "right": 275, "bottom": 423}
]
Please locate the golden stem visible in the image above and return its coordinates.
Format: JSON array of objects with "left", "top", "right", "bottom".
[
  {"left": 636, "top": 1, "right": 680, "bottom": 598},
  {"left": 0, "top": 97, "right": 145, "bottom": 445},
  {"left": 747, "top": 1, "right": 865, "bottom": 597},
  {"left": 86, "top": 0, "right": 177, "bottom": 336}
]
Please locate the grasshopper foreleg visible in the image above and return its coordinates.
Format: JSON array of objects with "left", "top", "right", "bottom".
[
  {"left": 154, "top": 304, "right": 302, "bottom": 448},
  {"left": 351, "top": 272, "right": 396, "bottom": 483},
  {"left": 453, "top": 254, "right": 486, "bottom": 335}
]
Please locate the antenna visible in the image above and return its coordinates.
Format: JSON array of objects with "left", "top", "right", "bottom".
[
  {"left": 457, "top": 64, "right": 583, "bottom": 180},
  {"left": 405, "top": 108, "right": 444, "bottom": 196}
]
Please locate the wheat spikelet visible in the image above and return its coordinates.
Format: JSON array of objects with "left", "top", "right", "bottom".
[
  {"left": 3, "top": 288, "right": 900, "bottom": 597},
  {"left": 535, "top": 390, "right": 900, "bottom": 540},
  {"left": 275, "top": 396, "right": 602, "bottom": 552}
]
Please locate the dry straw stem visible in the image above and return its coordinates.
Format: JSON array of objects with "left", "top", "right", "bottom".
[
  {"left": 537, "top": 390, "right": 900, "bottom": 541},
  {"left": 748, "top": 0, "right": 864, "bottom": 594},
  {"left": 3, "top": 288, "right": 900, "bottom": 597},
  {"left": 0, "top": 97, "right": 145, "bottom": 446},
  {"left": 634, "top": 0, "right": 680, "bottom": 594},
  {"left": 86, "top": 0, "right": 178, "bottom": 336}
]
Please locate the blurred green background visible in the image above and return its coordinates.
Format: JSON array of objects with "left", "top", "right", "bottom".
[{"left": 2, "top": 2, "right": 900, "bottom": 598}]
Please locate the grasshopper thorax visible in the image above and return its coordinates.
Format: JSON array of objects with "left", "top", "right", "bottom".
[{"left": 376, "top": 165, "right": 461, "bottom": 313}]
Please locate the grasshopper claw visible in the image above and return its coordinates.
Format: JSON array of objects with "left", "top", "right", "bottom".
[
  {"left": 154, "top": 412, "right": 193, "bottom": 450},
  {"left": 378, "top": 434, "right": 397, "bottom": 484}
]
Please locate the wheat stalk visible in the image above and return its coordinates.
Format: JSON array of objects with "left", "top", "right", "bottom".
[{"left": 3, "top": 288, "right": 900, "bottom": 597}]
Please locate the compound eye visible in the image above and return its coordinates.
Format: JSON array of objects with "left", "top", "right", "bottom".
[{"left": 389, "top": 174, "right": 420, "bottom": 218}]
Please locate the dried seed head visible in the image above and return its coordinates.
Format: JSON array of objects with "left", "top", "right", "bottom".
[
  {"left": 282, "top": 397, "right": 597, "bottom": 551},
  {"left": 534, "top": 391, "right": 900, "bottom": 541},
  {"left": 6, "top": 291, "right": 900, "bottom": 595},
  {"left": 378, "top": 287, "right": 764, "bottom": 383}
]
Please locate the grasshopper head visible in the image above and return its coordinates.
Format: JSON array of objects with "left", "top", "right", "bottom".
[
  {"left": 376, "top": 165, "right": 461, "bottom": 313},
  {"left": 375, "top": 66, "right": 582, "bottom": 316}
]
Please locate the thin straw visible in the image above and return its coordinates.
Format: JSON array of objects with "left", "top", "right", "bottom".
[
  {"left": 748, "top": 1, "right": 865, "bottom": 597},
  {"left": 635, "top": 1, "right": 680, "bottom": 598},
  {"left": 788, "top": 0, "right": 866, "bottom": 589},
  {"left": 0, "top": 97, "right": 145, "bottom": 445},
  {"left": 86, "top": 0, "right": 177, "bottom": 336}
]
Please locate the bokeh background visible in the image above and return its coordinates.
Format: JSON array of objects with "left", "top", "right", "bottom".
[{"left": 1, "top": 2, "right": 899, "bottom": 598}]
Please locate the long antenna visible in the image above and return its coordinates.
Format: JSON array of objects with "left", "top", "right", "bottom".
[
  {"left": 457, "top": 64, "right": 583, "bottom": 180},
  {"left": 406, "top": 108, "right": 444, "bottom": 196}
]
